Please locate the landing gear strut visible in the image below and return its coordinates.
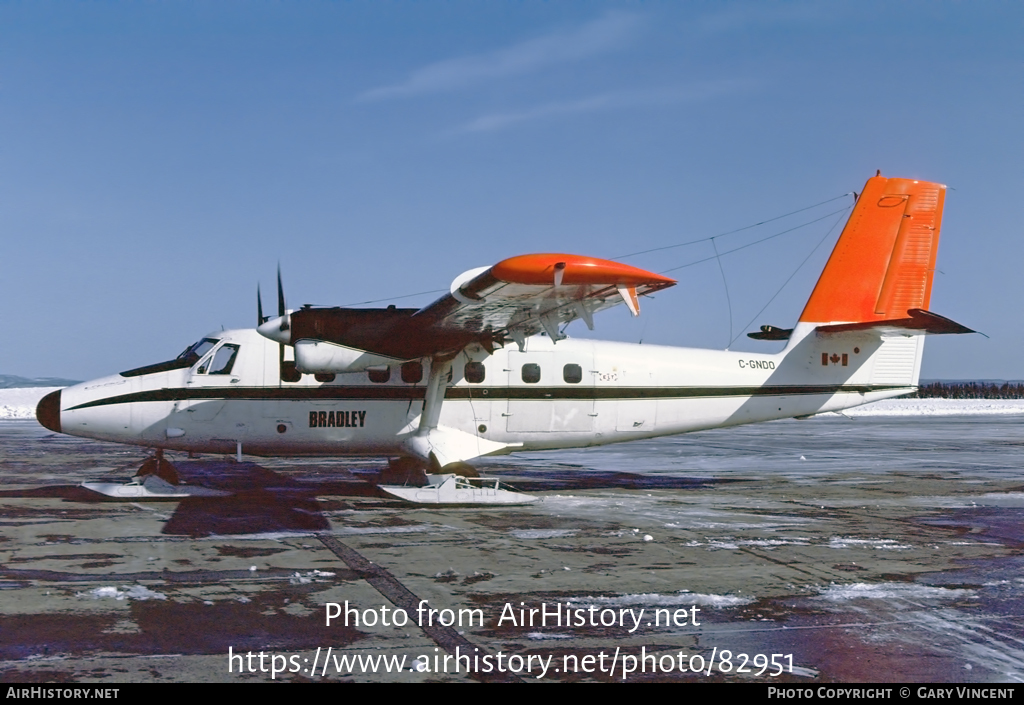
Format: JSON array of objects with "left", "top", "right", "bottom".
[
  {"left": 378, "top": 457, "right": 482, "bottom": 486},
  {"left": 135, "top": 449, "right": 180, "bottom": 485},
  {"left": 378, "top": 457, "right": 429, "bottom": 486},
  {"left": 439, "top": 461, "right": 479, "bottom": 478}
]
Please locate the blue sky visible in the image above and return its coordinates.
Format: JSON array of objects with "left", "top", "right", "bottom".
[{"left": 2, "top": 2, "right": 1021, "bottom": 380}]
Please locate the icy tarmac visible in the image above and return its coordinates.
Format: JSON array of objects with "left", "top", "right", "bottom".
[{"left": 2, "top": 413, "right": 1024, "bottom": 683}]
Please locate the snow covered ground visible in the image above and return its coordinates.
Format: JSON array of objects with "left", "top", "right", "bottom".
[
  {"left": 0, "top": 387, "right": 61, "bottom": 420},
  {"left": 2, "top": 386, "right": 1023, "bottom": 421}
]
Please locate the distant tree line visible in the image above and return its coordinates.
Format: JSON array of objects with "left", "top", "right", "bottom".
[{"left": 911, "top": 381, "right": 1024, "bottom": 399}]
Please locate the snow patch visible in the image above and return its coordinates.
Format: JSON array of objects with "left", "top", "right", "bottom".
[
  {"left": 834, "top": 399, "right": 1024, "bottom": 417},
  {"left": 78, "top": 585, "right": 167, "bottom": 601},
  {"left": 571, "top": 591, "right": 753, "bottom": 608},
  {"left": 829, "top": 537, "right": 912, "bottom": 550},
  {"left": 815, "top": 582, "right": 973, "bottom": 602},
  {"left": 510, "top": 529, "right": 578, "bottom": 539},
  {"left": 290, "top": 569, "right": 336, "bottom": 584},
  {"left": 685, "top": 538, "right": 812, "bottom": 550}
]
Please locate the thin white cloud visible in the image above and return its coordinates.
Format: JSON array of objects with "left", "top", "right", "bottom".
[
  {"left": 460, "top": 94, "right": 616, "bottom": 133},
  {"left": 451, "top": 82, "right": 746, "bottom": 135},
  {"left": 358, "top": 12, "right": 643, "bottom": 102}
]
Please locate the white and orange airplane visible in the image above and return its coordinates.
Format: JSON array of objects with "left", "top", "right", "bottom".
[{"left": 36, "top": 174, "right": 972, "bottom": 501}]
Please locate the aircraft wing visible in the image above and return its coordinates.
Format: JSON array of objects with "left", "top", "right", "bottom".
[
  {"left": 261, "top": 253, "right": 675, "bottom": 365},
  {"left": 413, "top": 253, "right": 676, "bottom": 351}
]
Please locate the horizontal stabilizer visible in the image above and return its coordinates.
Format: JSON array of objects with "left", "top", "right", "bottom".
[
  {"left": 747, "top": 325, "right": 793, "bottom": 341},
  {"left": 816, "top": 309, "right": 974, "bottom": 336}
]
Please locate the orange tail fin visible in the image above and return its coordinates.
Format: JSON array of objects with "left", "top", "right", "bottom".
[{"left": 799, "top": 175, "right": 946, "bottom": 324}]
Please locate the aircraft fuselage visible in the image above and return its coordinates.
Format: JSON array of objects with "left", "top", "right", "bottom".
[{"left": 40, "top": 325, "right": 918, "bottom": 459}]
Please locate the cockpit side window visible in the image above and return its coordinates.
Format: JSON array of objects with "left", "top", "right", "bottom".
[{"left": 198, "top": 344, "right": 240, "bottom": 375}]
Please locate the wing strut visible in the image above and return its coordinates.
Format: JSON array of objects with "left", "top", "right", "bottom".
[
  {"left": 402, "top": 355, "right": 456, "bottom": 471},
  {"left": 420, "top": 357, "right": 452, "bottom": 435},
  {"left": 402, "top": 354, "right": 515, "bottom": 468}
]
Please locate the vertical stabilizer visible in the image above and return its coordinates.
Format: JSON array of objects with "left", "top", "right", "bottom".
[{"left": 799, "top": 176, "right": 946, "bottom": 325}]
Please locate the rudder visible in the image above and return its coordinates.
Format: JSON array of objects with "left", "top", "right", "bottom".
[{"left": 800, "top": 175, "right": 946, "bottom": 325}]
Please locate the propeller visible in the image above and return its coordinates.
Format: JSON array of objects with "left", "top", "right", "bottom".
[
  {"left": 256, "top": 266, "right": 292, "bottom": 344},
  {"left": 256, "top": 265, "right": 301, "bottom": 382}
]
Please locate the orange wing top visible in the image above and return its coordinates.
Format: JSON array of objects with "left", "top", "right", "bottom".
[
  {"left": 800, "top": 175, "right": 946, "bottom": 324},
  {"left": 491, "top": 253, "right": 676, "bottom": 288},
  {"left": 413, "top": 252, "right": 676, "bottom": 347}
]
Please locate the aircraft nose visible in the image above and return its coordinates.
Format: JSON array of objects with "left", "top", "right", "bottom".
[{"left": 36, "top": 390, "right": 62, "bottom": 433}]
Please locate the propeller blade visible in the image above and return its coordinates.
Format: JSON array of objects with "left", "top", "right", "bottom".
[
  {"left": 276, "top": 264, "right": 290, "bottom": 332},
  {"left": 257, "top": 284, "right": 265, "bottom": 325},
  {"left": 277, "top": 265, "right": 286, "bottom": 318}
]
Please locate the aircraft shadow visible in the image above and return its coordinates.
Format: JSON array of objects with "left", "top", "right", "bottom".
[
  {"left": 1, "top": 460, "right": 740, "bottom": 537},
  {"left": 0, "top": 461, "right": 384, "bottom": 538},
  {"left": 160, "top": 460, "right": 387, "bottom": 537}
]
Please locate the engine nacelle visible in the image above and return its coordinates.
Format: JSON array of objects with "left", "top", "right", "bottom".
[{"left": 293, "top": 339, "right": 406, "bottom": 374}]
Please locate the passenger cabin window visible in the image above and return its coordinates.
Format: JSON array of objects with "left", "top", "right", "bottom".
[
  {"left": 465, "top": 361, "right": 485, "bottom": 383},
  {"left": 522, "top": 363, "right": 541, "bottom": 384},
  {"left": 402, "top": 361, "right": 423, "bottom": 384},
  {"left": 198, "top": 344, "right": 240, "bottom": 375},
  {"left": 368, "top": 367, "right": 391, "bottom": 383},
  {"left": 563, "top": 364, "right": 583, "bottom": 384}
]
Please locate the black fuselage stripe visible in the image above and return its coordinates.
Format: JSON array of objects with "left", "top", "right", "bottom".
[{"left": 66, "top": 384, "right": 911, "bottom": 411}]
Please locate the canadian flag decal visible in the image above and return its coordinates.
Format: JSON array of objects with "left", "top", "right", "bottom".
[{"left": 821, "top": 353, "right": 849, "bottom": 367}]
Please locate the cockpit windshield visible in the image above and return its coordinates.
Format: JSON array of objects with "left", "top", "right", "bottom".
[
  {"left": 120, "top": 337, "right": 221, "bottom": 378},
  {"left": 178, "top": 338, "right": 219, "bottom": 364}
]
